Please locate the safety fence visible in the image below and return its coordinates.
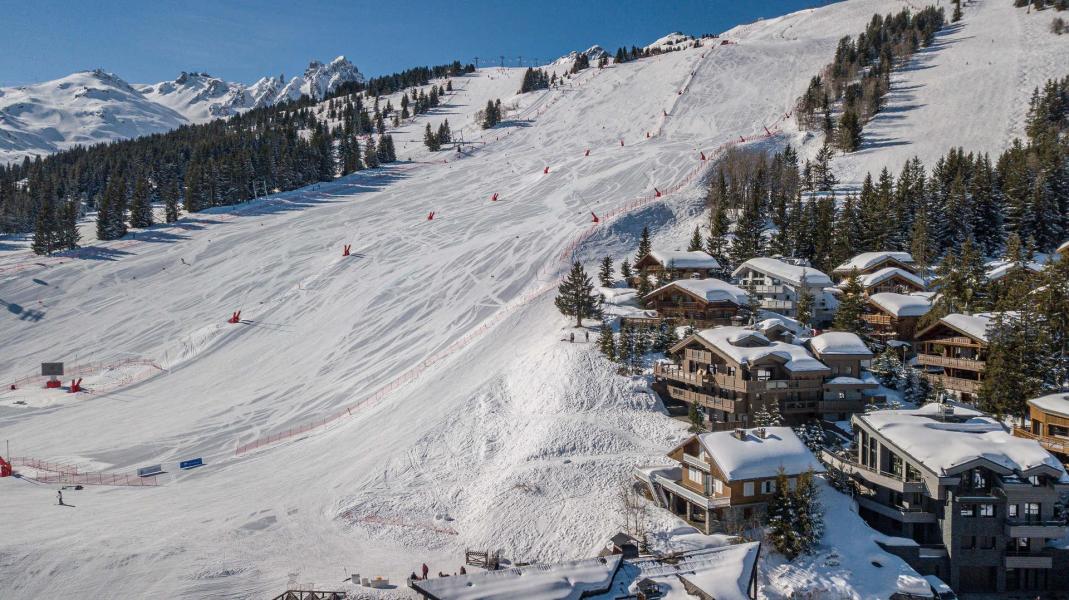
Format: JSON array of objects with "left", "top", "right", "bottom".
[
  {"left": 9, "top": 456, "right": 159, "bottom": 487},
  {"left": 4, "top": 357, "right": 165, "bottom": 392}
]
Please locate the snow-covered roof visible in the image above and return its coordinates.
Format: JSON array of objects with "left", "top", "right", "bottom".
[
  {"left": 755, "top": 311, "right": 808, "bottom": 338},
  {"left": 939, "top": 313, "right": 995, "bottom": 343},
  {"left": 674, "top": 542, "right": 760, "bottom": 600},
  {"left": 853, "top": 267, "right": 926, "bottom": 290},
  {"left": 693, "top": 327, "right": 829, "bottom": 372},
  {"left": 809, "top": 332, "right": 872, "bottom": 357},
  {"left": 833, "top": 251, "right": 915, "bottom": 274},
  {"left": 697, "top": 427, "right": 825, "bottom": 480},
  {"left": 855, "top": 411, "right": 1067, "bottom": 478},
  {"left": 868, "top": 293, "right": 932, "bottom": 318},
  {"left": 984, "top": 259, "right": 1044, "bottom": 281},
  {"left": 646, "top": 278, "right": 747, "bottom": 305},
  {"left": 910, "top": 401, "right": 984, "bottom": 418},
  {"left": 1029, "top": 393, "right": 1069, "bottom": 419},
  {"left": 825, "top": 376, "right": 871, "bottom": 386},
  {"left": 412, "top": 555, "right": 621, "bottom": 600},
  {"left": 1058, "top": 240, "right": 1069, "bottom": 255},
  {"left": 732, "top": 257, "right": 832, "bottom": 287},
  {"left": 647, "top": 250, "right": 720, "bottom": 270}
]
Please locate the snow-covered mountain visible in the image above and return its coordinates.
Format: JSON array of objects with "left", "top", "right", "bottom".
[
  {"left": 0, "top": 69, "right": 188, "bottom": 164},
  {"left": 552, "top": 45, "right": 609, "bottom": 67},
  {"left": 0, "top": 57, "right": 364, "bottom": 163},
  {"left": 645, "top": 32, "right": 694, "bottom": 51}
]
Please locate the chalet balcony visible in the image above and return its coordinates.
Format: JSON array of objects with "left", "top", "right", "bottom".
[
  {"left": 751, "top": 284, "right": 789, "bottom": 295},
  {"left": 1004, "top": 518, "right": 1069, "bottom": 539},
  {"left": 663, "top": 384, "right": 746, "bottom": 414},
  {"left": 856, "top": 495, "right": 937, "bottom": 524},
  {"left": 654, "top": 363, "right": 705, "bottom": 386},
  {"left": 821, "top": 450, "right": 927, "bottom": 494},
  {"left": 818, "top": 399, "right": 865, "bottom": 414},
  {"left": 861, "top": 313, "right": 894, "bottom": 326},
  {"left": 648, "top": 471, "right": 731, "bottom": 511},
  {"left": 915, "top": 354, "right": 986, "bottom": 372},
  {"left": 1004, "top": 551, "right": 1053, "bottom": 569},
  {"left": 922, "top": 373, "right": 982, "bottom": 394},
  {"left": 1012, "top": 427, "right": 1069, "bottom": 456}
]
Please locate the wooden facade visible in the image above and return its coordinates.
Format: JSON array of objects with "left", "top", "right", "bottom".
[
  {"left": 642, "top": 283, "right": 745, "bottom": 328},
  {"left": 860, "top": 271, "right": 925, "bottom": 296},
  {"left": 832, "top": 255, "right": 919, "bottom": 279},
  {"left": 861, "top": 301, "right": 923, "bottom": 344},
  {"left": 634, "top": 252, "right": 718, "bottom": 284},
  {"left": 1015, "top": 397, "right": 1069, "bottom": 460},
  {"left": 655, "top": 335, "right": 829, "bottom": 426},
  {"left": 914, "top": 320, "right": 987, "bottom": 401},
  {"left": 810, "top": 346, "right": 876, "bottom": 419}
]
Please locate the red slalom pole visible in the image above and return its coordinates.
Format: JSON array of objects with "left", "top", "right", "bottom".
[
  {"left": 427, "top": 211, "right": 435, "bottom": 221},
  {"left": 591, "top": 212, "right": 600, "bottom": 223},
  {"left": 491, "top": 192, "right": 499, "bottom": 201},
  {"left": 700, "top": 151, "right": 707, "bottom": 160},
  {"left": 543, "top": 166, "right": 550, "bottom": 174}
]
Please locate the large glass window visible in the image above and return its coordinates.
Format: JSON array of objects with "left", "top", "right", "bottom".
[
  {"left": 978, "top": 504, "right": 994, "bottom": 517},
  {"left": 959, "top": 504, "right": 974, "bottom": 517}
]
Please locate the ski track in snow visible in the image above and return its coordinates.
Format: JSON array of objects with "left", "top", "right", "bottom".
[{"left": 2, "top": 1, "right": 1066, "bottom": 597}]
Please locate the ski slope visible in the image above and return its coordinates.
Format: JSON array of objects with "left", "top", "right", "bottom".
[{"left": 2, "top": 0, "right": 1059, "bottom": 597}]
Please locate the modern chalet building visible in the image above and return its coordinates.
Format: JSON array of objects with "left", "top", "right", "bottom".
[
  {"left": 1015, "top": 392, "right": 1069, "bottom": 461},
  {"left": 847, "top": 267, "right": 927, "bottom": 296},
  {"left": 636, "top": 427, "right": 823, "bottom": 534},
  {"left": 634, "top": 250, "right": 721, "bottom": 284},
  {"left": 731, "top": 257, "right": 835, "bottom": 324},
  {"left": 654, "top": 326, "right": 831, "bottom": 427},
  {"left": 862, "top": 292, "right": 933, "bottom": 345},
  {"left": 642, "top": 278, "right": 750, "bottom": 328},
  {"left": 808, "top": 332, "right": 878, "bottom": 420},
  {"left": 914, "top": 313, "right": 993, "bottom": 402},
  {"left": 826, "top": 406, "right": 1069, "bottom": 594},
  {"left": 832, "top": 251, "right": 919, "bottom": 280}
]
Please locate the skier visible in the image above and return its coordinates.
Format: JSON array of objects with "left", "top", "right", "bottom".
[
  {"left": 57, "top": 490, "right": 64, "bottom": 506},
  {"left": 421, "top": 563, "right": 429, "bottom": 580}
]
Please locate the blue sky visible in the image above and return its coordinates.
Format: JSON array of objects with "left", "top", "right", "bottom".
[{"left": 1, "top": 0, "right": 828, "bottom": 86}]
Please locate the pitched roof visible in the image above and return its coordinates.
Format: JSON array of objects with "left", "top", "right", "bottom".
[
  {"left": 940, "top": 313, "right": 995, "bottom": 343},
  {"left": 984, "top": 259, "right": 1044, "bottom": 282},
  {"left": 856, "top": 410, "right": 1066, "bottom": 478},
  {"left": 411, "top": 555, "right": 622, "bottom": 600},
  {"left": 691, "top": 326, "right": 829, "bottom": 372},
  {"left": 646, "top": 278, "right": 749, "bottom": 305},
  {"left": 868, "top": 293, "right": 932, "bottom": 318},
  {"left": 809, "top": 331, "right": 872, "bottom": 357},
  {"left": 647, "top": 250, "right": 720, "bottom": 270},
  {"left": 697, "top": 427, "right": 825, "bottom": 480},
  {"left": 833, "top": 251, "right": 915, "bottom": 274},
  {"left": 1057, "top": 240, "right": 1069, "bottom": 255},
  {"left": 1028, "top": 393, "right": 1069, "bottom": 420},
  {"left": 731, "top": 257, "right": 832, "bottom": 287},
  {"left": 854, "top": 267, "right": 926, "bottom": 290}
]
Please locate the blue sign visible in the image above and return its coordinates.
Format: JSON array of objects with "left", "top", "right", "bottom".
[
  {"left": 179, "top": 458, "right": 204, "bottom": 470},
  {"left": 137, "top": 464, "right": 163, "bottom": 477}
]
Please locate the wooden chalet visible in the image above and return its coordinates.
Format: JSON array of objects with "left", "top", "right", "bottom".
[
  {"left": 862, "top": 292, "right": 932, "bottom": 345},
  {"left": 1014, "top": 393, "right": 1069, "bottom": 461},
  {"left": 850, "top": 267, "right": 926, "bottom": 296},
  {"left": 808, "top": 332, "right": 877, "bottom": 420},
  {"left": 832, "top": 251, "right": 918, "bottom": 280},
  {"left": 914, "top": 313, "right": 994, "bottom": 402},
  {"left": 654, "top": 326, "right": 830, "bottom": 427},
  {"left": 641, "top": 278, "right": 749, "bottom": 328},
  {"left": 636, "top": 427, "right": 823, "bottom": 533},
  {"left": 634, "top": 250, "right": 720, "bottom": 284}
]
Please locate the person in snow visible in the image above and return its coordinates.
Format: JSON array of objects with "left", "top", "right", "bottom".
[
  {"left": 421, "top": 564, "right": 429, "bottom": 580},
  {"left": 57, "top": 490, "right": 64, "bottom": 506},
  {"left": 585, "top": 331, "right": 590, "bottom": 342},
  {"left": 569, "top": 332, "right": 575, "bottom": 343},
  {"left": 459, "top": 566, "right": 466, "bottom": 575}
]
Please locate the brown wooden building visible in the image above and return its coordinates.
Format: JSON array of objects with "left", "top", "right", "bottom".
[
  {"left": 634, "top": 250, "right": 721, "bottom": 284},
  {"left": 862, "top": 292, "right": 932, "bottom": 345},
  {"left": 1014, "top": 393, "right": 1069, "bottom": 461},
  {"left": 642, "top": 278, "right": 749, "bottom": 328},
  {"left": 914, "top": 313, "right": 994, "bottom": 402},
  {"left": 654, "top": 326, "right": 830, "bottom": 427},
  {"left": 636, "top": 427, "right": 824, "bottom": 533},
  {"left": 852, "top": 267, "right": 926, "bottom": 296},
  {"left": 808, "top": 332, "right": 877, "bottom": 420}
]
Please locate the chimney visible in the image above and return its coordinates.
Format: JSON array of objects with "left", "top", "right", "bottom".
[
  {"left": 733, "top": 428, "right": 746, "bottom": 440},
  {"left": 756, "top": 427, "right": 767, "bottom": 439}
]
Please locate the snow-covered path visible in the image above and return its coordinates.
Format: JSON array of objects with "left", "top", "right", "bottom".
[{"left": 6, "top": 0, "right": 1064, "bottom": 596}]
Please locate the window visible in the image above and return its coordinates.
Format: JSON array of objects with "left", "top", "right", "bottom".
[
  {"left": 727, "top": 367, "right": 736, "bottom": 377},
  {"left": 1025, "top": 503, "right": 1040, "bottom": 522},
  {"left": 761, "top": 480, "right": 775, "bottom": 494},
  {"left": 843, "top": 366, "right": 852, "bottom": 375},
  {"left": 959, "top": 504, "right": 975, "bottom": 517},
  {"left": 980, "top": 536, "right": 995, "bottom": 549},
  {"left": 713, "top": 479, "right": 723, "bottom": 494},
  {"left": 743, "top": 482, "right": 755, "bottom": 497},
  {"left": 838, "top": 391, "right": 846, "bottom": 400},
  {"left": 1008, "top": 504, "right": 1018, "bottom": 518},
  {"left": 687, "top": 467, "right": 702, "bottom": 486},
  {"left": 978, "top": 504, "right": 994, "bottom": 517}
]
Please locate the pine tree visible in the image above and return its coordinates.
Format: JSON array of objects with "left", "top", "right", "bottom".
[
  {"left": 423, "top": 123, "right": 440, "bottom": 151},
  {"left": 129, "top": 176, "right": 153, "bottom": 229},
  {"left": 730, "top": 194, "right": 764, "bottom": 266},
  {"left": 688, "top": 225, "right": 703, "bottom": 252},
  {"left": 363, "top": 136, "right": 380, "bottom": 168},
  {"left": 812, "top": 144, "right": 838, "bottom": 191},
  {"left": 795, "top": 468, "right": 825, "bottom": 555},
  {"left": 163, "top": 178, "right": 180, "bottom": 224},
  {"left": 688, "top": 401, "right": 705, "bottom": 432},
  {"left": 620, "top": 258, "right": 633, "bottom": 284},
  {"left": 833, "top": 269, "right": 866, "bottom": 335},
  {"left": 555, "top": 262, "right": 604, "bottom": 327},
  {"left": 598, "top": 256, "right": 615, "bottom": 287},
  {"left": 654, "top": 317, "right": 678, "bottom": 354},
  {"left": 706, "top": 203, "right": 731, "bottom": 271},
  {"left": 635, "top": 226, "right": 652, "bottom": 263},
  {"left": 952, "top": 0, "right": 963, "bottom": 22},
  {"left": 57, "top": 198, "right": 80, "bottom": 251},
  {"left": 870, "top": 348, "right": 904, "bottom": 388},
  {"left": 837, "top": 109, "right": 863, "bottom": 152},
  {"left": 636, "top": 273, "right": 653, "bottom": 306},
  {"left": 795, "top": 270, "right": 815, "bottom": 328},
  {"left": 31, "top": 197, "right": 57, "bottom": 255},
  {"left": 766, "top": 468, "right": 802, "bottom": 559},
  {"left": 597, "top": 321, "right": 616, "bottom": 360}
]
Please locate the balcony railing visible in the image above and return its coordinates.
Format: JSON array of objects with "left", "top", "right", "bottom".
[
  {"left": 862, "top": 313, "right": 894, "bottom": 326},
  {"left": 921, "top": 373, "right": 982, "bottom": 394},
  {"left": 664, "top": 384, "right": 745, "bottom": 414},
  {"left": 821, "top": 450, "right": 926, "bottom": 494},
  {"left": 915, "top": 354, "right": 986, "bottom": 372},
  {"left": 1012, "top": 427, "right": 1069, "bottom": 455}
]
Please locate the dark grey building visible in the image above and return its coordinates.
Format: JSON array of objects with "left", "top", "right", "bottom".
[{"left": 824, "top": 404, "right": 1069, "bottom": 594}]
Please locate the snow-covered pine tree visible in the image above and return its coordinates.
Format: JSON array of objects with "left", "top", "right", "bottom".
[
  {"left": 706, "top": 203, "right": 731, "bottom": 272},
  {"left": 363, "top": 136, "right": 380, "bottom": 168},
  {"left": 795, "top": 271, "right": 814, "bottom": 329},
  {"left": 832, "top": 269, "right": 866, "bottom": 335},
  {"left": 57, "top": 198, "right": 80, "bottom": 251},
  {"left": 870, "top": 348, "right": 904, "bottom": 388},
  {"left": 555, "top": 261, "right": 604, "bottom": 327},
  {"left": 31, "top": 197, "right": 57, "bottom": 255},
  {"left": 636, "top": 274, "right": 653, "bottom": 307},
  {"left": 423, "top": 124, "right": 440, "bottom": 151},
  {"left": 766, "top": 468, "right": 802, "bottom": 559},
  {"left": 163, "top": 178, "right": 180, "bottom": 224},
  {"left": 129, "top": 176, "right": 153, "bottom": 229},
  {"left": 620, "top": 258, "right": 633, "bottom": 284},
  {"left": 598, "top": 256, "right": 615, "bottom": 287},
  {"left": 654, "top": 317, "right": 677, "bottom": 354},
  {"left": 688, "top": 226, "right": 703, "bottom": 252},
  {"left": 795, "top": 468, "right": 825, "bottom": 555},
  {"left": 688, "top": 401, "right": 705, "bottom": 432}
]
